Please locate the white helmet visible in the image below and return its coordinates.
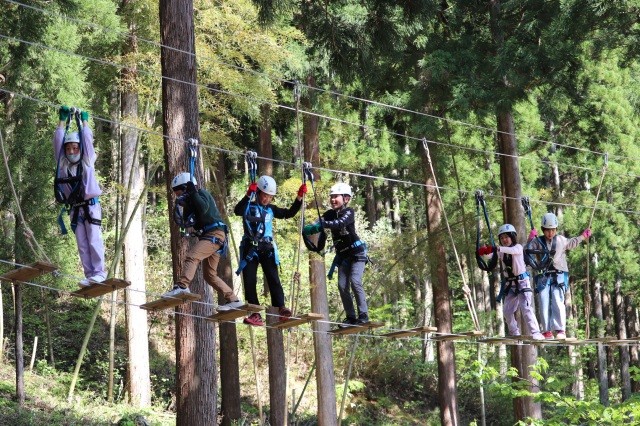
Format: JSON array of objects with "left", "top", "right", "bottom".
[
  {"left": 541, "top": 212, "right": 558, "bottom": 229},
  {"left": 171, "top": 172, "right": 197, "bottom": 189},
  {"left": 257, "top": 175, "right": 277, "bottom": 195},
  {"left": 498, "top": 224, "right": 517, "bottom": 236},
  {"left": 330, "top": 182, "right": 352, "bottom": 197},
  {"left": 64, "top": 132, "right": 80, "bottom": 144}
]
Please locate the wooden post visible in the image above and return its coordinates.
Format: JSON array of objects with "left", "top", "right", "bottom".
[{"left": 266, "top": 307, "right": 287, "bottom": 426}]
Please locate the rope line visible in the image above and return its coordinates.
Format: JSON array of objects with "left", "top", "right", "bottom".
[{"left": 4, "top": 0, "right": 628, "bottom": 162}]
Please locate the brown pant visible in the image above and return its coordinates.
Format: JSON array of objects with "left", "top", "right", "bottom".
[{"left": 178, "top": 229, "right": 238, "bottom": 302}]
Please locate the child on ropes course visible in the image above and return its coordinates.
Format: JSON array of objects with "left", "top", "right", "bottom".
[
  {"left": 161, "top": 172, "right": 244, "bottom": 311},
  {"left": 495, "top": 224, "right": 544, "bottom": 340},
  {"left": 53, "top": 106, "right": 107, "bottom": 287},
  {"left": 303, "top": 182, "right": 370, "bottom": 328},
  {"left": 234, "top": 175, "right": 307, "bottom": 326},
  {"left": 528, "top": 213, "right": 591, "bottom": 339}
]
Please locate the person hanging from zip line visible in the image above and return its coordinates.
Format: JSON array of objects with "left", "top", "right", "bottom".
[
  {"left": 53, "top": 106, "right": 107, "bottom": 287},
  {"left": 494, "top": 224, "right": 545, "bottom": 340},
  {"left": 234, "top": 175, "right": 307, "bottom": 326},
  {"left": 528, "top": 212, "right": 591, "bottom": 339},
  {"left": 161, "top": 172, "right": 244, "bottom": 311},
  {"left": 303, "top": 182, "right": 370, "bottom": 328}
]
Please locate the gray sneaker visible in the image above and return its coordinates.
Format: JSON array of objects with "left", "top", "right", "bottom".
[
  {"left": 161, "top": 285, "right": 190, "bottom": 299},
  {"left": 217, "top": 300, "right": 244, "bottom": 312}
]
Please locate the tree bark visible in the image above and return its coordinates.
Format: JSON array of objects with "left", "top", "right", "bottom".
[
  {"left": 495, "top": 110, "right": 541, "bottom": 420},
  {"left": 160, "top": 1, "right": 217, "bottom": 424},
  {"left": 303, "top": 75, "right": 337, "bottom": 426},
  {"left": 603, "top": 289, "right": 616, "bottom": 387},
  {"left": 121, "top": 1, "right": 151, "bottom": 405},
  {"left": 566, "top": 281, "right": 584, "bottom": 399},
  {"left": 593, "top": 280, "right": 609, "bottom": 406},
  {"left": 14, "top": 282, "right": 24, "bottom": 406},
  {"left": 625, "top": 295, "right": 640, "bottom": 392},
  {"left": 266, "top": 307, "right": 287, "bottom": 425},
  {"left": 420, "top": 140, "right": 459, "bottom": 426},
  {"left": 614, "top": 278, "right": 631, "bottom": 401}
]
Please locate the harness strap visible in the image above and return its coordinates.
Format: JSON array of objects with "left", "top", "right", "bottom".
[{"left": 475, "top": 190, "right": 498, "bottom": 271}]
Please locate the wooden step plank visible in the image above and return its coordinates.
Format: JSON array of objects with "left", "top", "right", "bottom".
[
  {"left": 431, "top": 330, "right": 485, "bottom": 342},
  {"left": 329, "top": 321, "right": 384, "bottom": 336},
  {"left": 140, "top": 293, "right": 201, "bottom": 311},
  {"left": 0, "top": 261, "right": 57, "bottom": 282},
  {"left": 383, "top": 326, "right": 438, "bottom": 338},
  {"left": 206, "top": 304, "right": 263, "bottom": 322},
  {"left": 480, "top": 337, "right": 521, "bottom": 344},
  {"left": 272, "top": 313, "right": 324, "bottom": 330},
  {"left": 70, "top": 278, "right": 130, "bottom": 299}
]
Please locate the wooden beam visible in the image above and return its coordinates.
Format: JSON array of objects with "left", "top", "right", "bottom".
[
  {"left": 272, "top": 313, "right": 324, "bottom": 330},
  {"left": 206, "top": 304, "right": 263, "bottom": 322},
  {"left": 0, "top": 261, "right": 57, "bottom": 282},
  {"left": 382, "top": 326, "right": 438, "bottom": 338},
  {"left": 140, "top": 293, "right": 201, "bottom": 311},
  {"left": 431, "top": 330, "right": 485, "bottom": 341},
  {"left": 329, "top": 321, "right": 384, "bottom": 336},
  {"left": 70, "top": 278, "right": 130, "bottom": 299}
]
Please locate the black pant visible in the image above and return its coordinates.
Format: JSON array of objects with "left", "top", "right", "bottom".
[{"left": 241, "top": 247, "right": 285, "bottom": 308}]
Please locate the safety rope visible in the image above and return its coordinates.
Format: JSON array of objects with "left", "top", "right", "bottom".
[
  {"left": 585, "top": 153, "right": 608, "bottom": 340},
  {"left": 475, "top": 190, "right": 498, "bottom": 272},
  {"left": 422, "top": 139, "right": 480, "bottom": 331},
  {"left": 301, "top": 162, "right": 327, "bottom": 252},
  {"left": 521, "top": 196, "right": 551, "bottom": 271}
]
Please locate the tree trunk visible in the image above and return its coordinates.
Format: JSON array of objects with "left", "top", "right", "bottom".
[
  {"left": 614, "top": 278, "right": 631, "bottom": 401},
  {"left": 495, "top": 110, "right": 541, "bottom": 420},
  {"left": 266, "top": 307, "right": 287, "bottom": 425},
  {"left": 212, "top": 155, "right": 241, "bottom": 425},
  {"left": 14, "top": 281, "right": 24, "bottom": 406},
  {"left": 303, "top": 75, "right": 337, "bottom": 425},
  {"left": 624, "top": 295, "right": 640, "bottom": 392},
  {"left": 364, "top": 178, "right": 376, "bottom": 230},
  {"left": 420, "top": 140, "right": 459, "bottom": 426},
  {"left": 593, "top": 280, "right": 609, "bottom": 406},
  {"left": 121, "top": 2, "right": 151, "bottom": 405},
  {"left": 159, "top": 1, "right": 217, "bottom": 424},
  {"left": 603, "top": 289, "right": 616, "bottom": 388},
  {"left": 259, "top": 104, "right": 273, "bottom": 176},
  {"left": 566, "top": 281, "right": 584, "bottom": 399}
]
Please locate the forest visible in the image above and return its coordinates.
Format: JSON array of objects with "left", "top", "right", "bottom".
[{"left": 2, "top": 0, "right": 640, "bottom": 425}]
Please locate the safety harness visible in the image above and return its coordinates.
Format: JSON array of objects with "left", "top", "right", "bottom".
[
  {"left": 475, "top": 190, "right": 498, "bottom": 271},
  {"left": 496, "top": 252, "right": 531, "bottom": 303},
  {"left": 327, "top": 239, "right": 366, "bottom": 280},
  {"left": 301, "top": 162, "right": 327, "bottom": 253},
  {"left": 235, "top": 151, "right": 277, "bottom": 274},
  {"left": 172, "top": 138, "right": 228, "bottom": 255},
  {"left": 54, "top": 108, "right": 101, "bottom": 235},
  {"left": 521, "top": 196, "right": 552, "bottom": 270}
]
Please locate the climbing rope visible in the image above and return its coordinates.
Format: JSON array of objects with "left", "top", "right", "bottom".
[
  {"left": 422, "top": 139, "right": 481, "bottom": 331},
  {"left": 585, "top": 153, "right": 608, "bottom": 340},
  {"left": 521, "top": 196, "right": 551, "bottom": 271},
  {"left": 474, "top": 190, "right": 498, "bottom": 272},
  {"left": 301, "top": 162, "right": 327, "bottom": 253}
]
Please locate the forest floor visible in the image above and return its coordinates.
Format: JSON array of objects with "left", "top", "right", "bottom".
[{"left": 0, "top": 362, "right": 174, "bottom": 426}]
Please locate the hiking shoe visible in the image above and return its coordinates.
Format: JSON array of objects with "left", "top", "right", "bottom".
[
  {"left": 244, "top": 313, "right": 264, "bottom": 327},
  {"left": 555, "top": 331, "right": 567, "bottom": 340},
  {"left": 78, "top": 278, "right": 90, "bottom": 288},
  {"left": 162, "top": 285, "right": 190, "bottom": 299},
  {"left": 542, "top": 331, "right": 554, "bottom": 339},
  {"left": 278, "top": 307, "right": 292, "bottom": 322},
  {"left": 532, "top": 333, "right": 545, "bottom": 341},
  {"left": 217, "top": 299, "right": 244, "bottom": 312},
  {"left": 356, "top": 312, "right": 369, "bottom": 325},
  {"left": 89, "top": 275, "right": 106, "bottom": 284},
  {"left": 338, "top": 317, "right": 358, "bottom": 329}
]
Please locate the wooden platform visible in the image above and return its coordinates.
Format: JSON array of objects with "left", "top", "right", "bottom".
[
  {"left": 329, "top": 321, "right": 384, "bottom": 335},
  {"left": 272, "top": 313, "right": 324, "bottom": 330},
  {"left": 70, "top": 278, "right": 130, "bottom": 298},
  {"left": 480, "top": 336, "right": 521, "bottom": 344},
  {"left": 431, "top": 330, "right": 485, "bottom": 342},
  {"left": 140, "top": 293, "right": 201, "bottom": 311},
  {"left": 382, "top": 326, "right": 438, "bottom": 338},
  {"left": 206, "top": 304, "right": 263, "bottom": 322},
  {"left": 0, "top": 261, "right": 57, "bottom": 282}
]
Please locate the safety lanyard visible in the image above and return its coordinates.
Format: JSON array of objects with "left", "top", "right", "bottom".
[
  {"left": 302, "top": 162, "right": 326, "bottom": 253},
  {"left": 475, "top": 190, "right": 498, "bottom": 271},
  {"left": 521, "top": 196, "right": 552, "bottom": 271},
  {"left": 243, "top": 151, "right": 264, "bottom": 241}
]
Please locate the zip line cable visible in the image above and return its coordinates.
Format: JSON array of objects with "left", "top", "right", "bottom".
[
  {"left": 0, "top": 258, "right": 636, "bottom": 349},
  {"left": 0, "top": 87, "right": 636, "bottom": 219},
  {"left": 0, "top": 32, "right": 630, "bottom": 182},
  {"left": 4, "top": 0, "right": 629, "bottom": 163}
]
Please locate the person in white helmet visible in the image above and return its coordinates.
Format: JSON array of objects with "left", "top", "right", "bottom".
[
  {"left": 495, "top": 224, "right": 544, "bottom": 340},
  {"left": 161, "top": 172, "right": 244, "bottom": 311},
  {"left": 303, "top": 182, "right": 370, "bottom": 328},
  {"left": 53, "top": 106, "right": 106, "bottom": 287},
  {"left": 234, "top": 175, "right": 307, "bottom": 326},
  {"left": 528, "top": 212, "right": 591, "bottom": 339}
]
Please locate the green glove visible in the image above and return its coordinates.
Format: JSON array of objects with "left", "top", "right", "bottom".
[
  {"left": 58, "top": 106, "right": 70, "bottom": 121},
  {"left": 80, "top": 110, "right": 89, "bottom": 121},
  {"left": 303, "top": 222, "right": 322, "bottom": 236}
]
